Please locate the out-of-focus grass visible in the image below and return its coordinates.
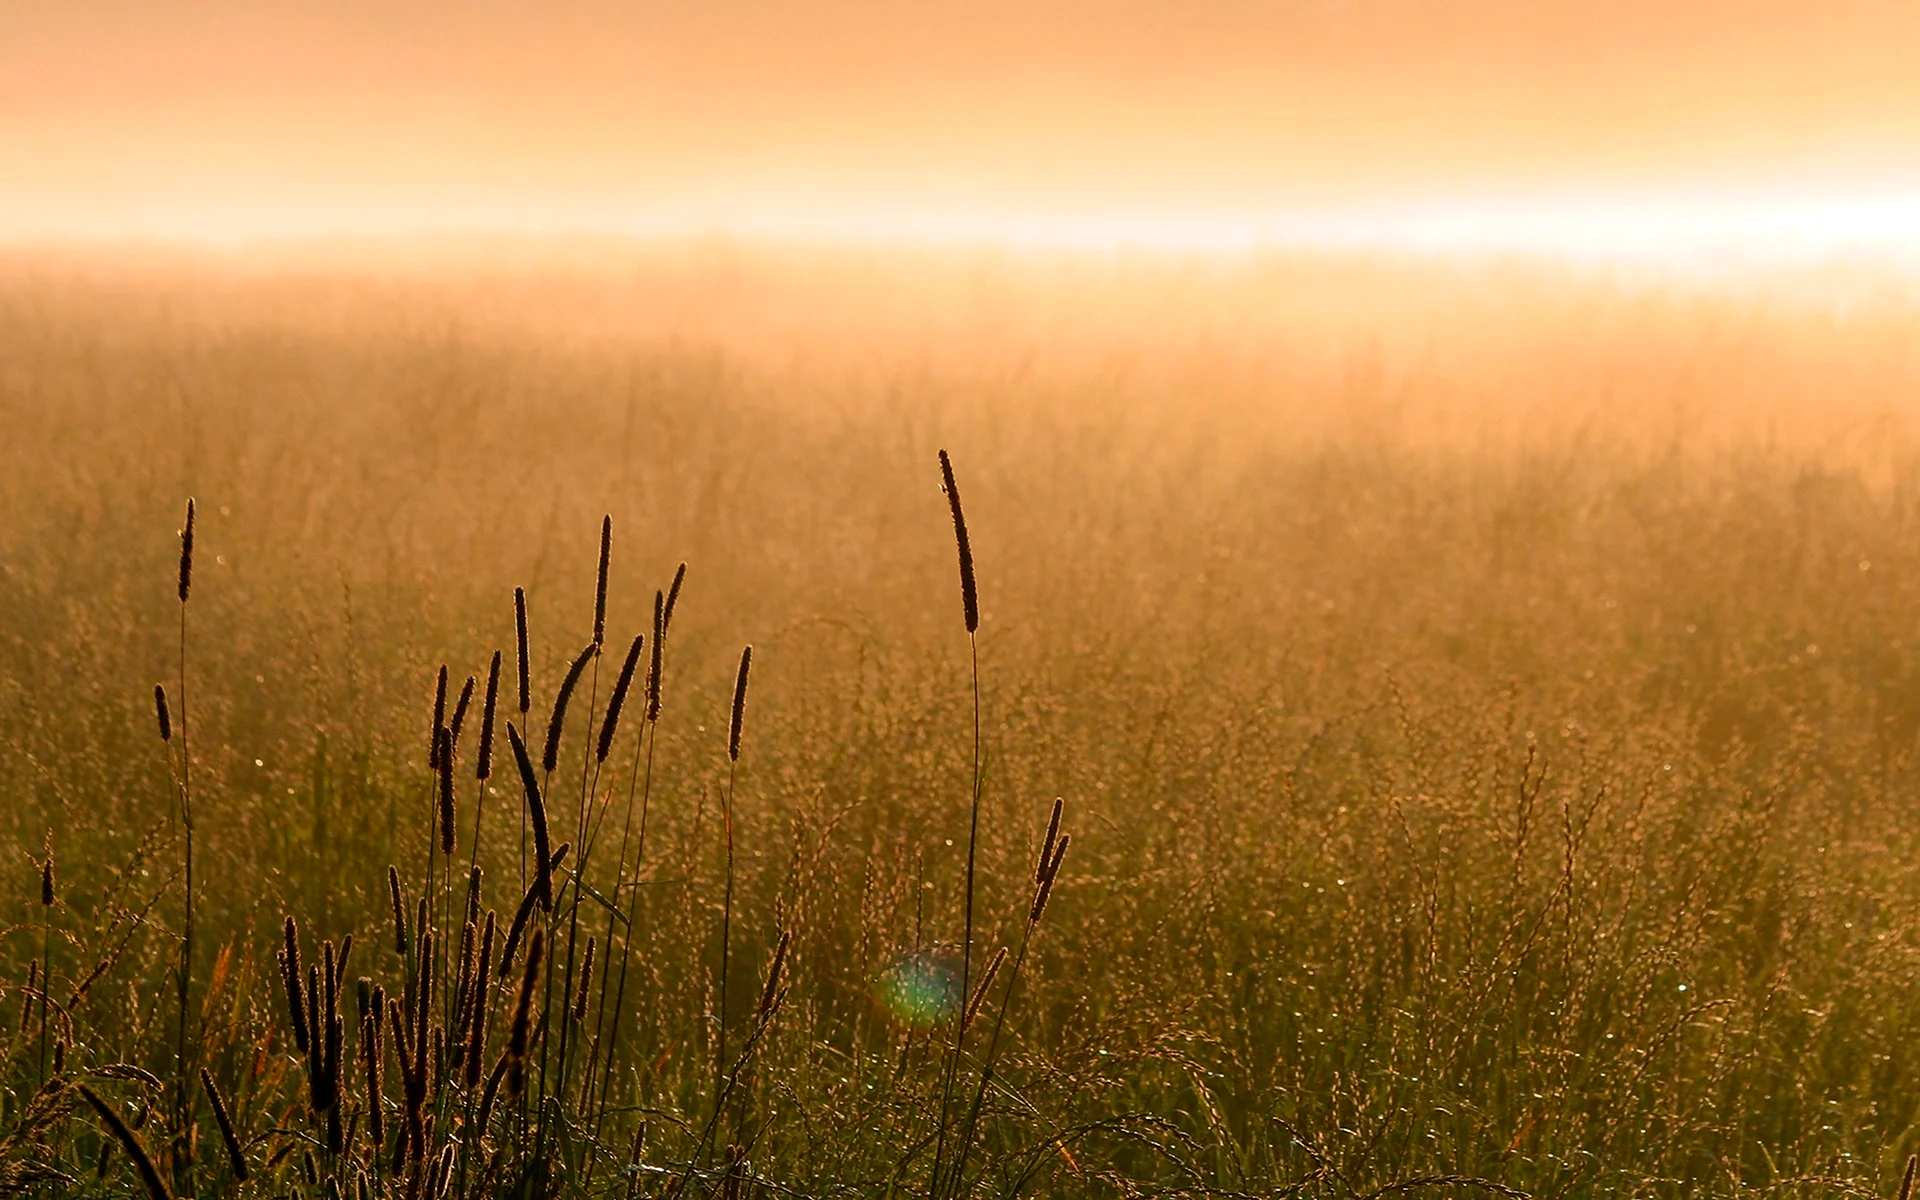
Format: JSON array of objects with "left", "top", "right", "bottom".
[{"left": 6, "top": 249, "right": 1920, "bottom": 1196}]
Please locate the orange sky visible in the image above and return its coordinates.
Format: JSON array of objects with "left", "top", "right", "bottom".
[{"left": 5, "top": 1, "right": 1920, "bottom": 244}]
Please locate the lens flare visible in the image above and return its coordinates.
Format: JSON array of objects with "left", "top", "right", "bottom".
[{"left": 878, "top": 952, "right": 961, "bottom": 1026}]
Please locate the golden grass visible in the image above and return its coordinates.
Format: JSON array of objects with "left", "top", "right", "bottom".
[{"left": 6, "top": 248, "right": 1920, "bottom": 1195}]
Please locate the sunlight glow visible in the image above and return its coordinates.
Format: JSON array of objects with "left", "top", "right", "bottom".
[{"left": 12, "top": 187, "right": 1920, "bottom": 274}]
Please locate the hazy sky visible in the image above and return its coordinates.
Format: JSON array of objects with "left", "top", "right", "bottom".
[{"left": 6, "top": 1, "right": 1920, "bottom": 246}]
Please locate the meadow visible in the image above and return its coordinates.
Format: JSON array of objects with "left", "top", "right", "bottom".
[{"left": 7, "top": 245, "right": 1920, "bottom": 1197}]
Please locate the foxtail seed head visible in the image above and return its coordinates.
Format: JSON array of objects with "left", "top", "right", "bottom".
[
  {"left": 201, "top": 1068, "right": 249, "bottom": 1181},
  {"left": 758, "top": 930, "right": 792, "bottom": 1020},
  {"left": 961, "top": 946, "right": 1007, "bottom": 1032},
  {"left": 476, "top": 650, "right": 501, "bottom": 781},
  {"left": 80, "top": 1083, "right": 172, "bottom": 1200},
  {"left": 594, "top": 515, "right": 612, "bottom": 646},
  {"left": 387, "top": 866, "right": 409, "bottom": 957},
  {"left": 428, "top": 666, "right": 449, "bottom": 769},
  {"left": 507, "top": 724, "right": 553, "bottom": 910},
  {"left": 598, "top": 633, "right": 644, "bottom": 763},
  {"left": 728, "top": 646, "right": 752, "bottom": 763},
  {"left": 543, "top": 640, "right": 597, "bottom": 775},
  {"left": 645, "top": 590, "right": 665, "bottom": 723},
  {"left": 448, "top": 674, "right": 476, "bottom": 756},
  {"left": 938, "top": 450, "right": 979, "bottom": 634},
  {"left": 570, "top": 936, "right": 595, "bottom": 1021},
  {"left": 514, "top": 587, "right": 531, "bottom": 715},
  {"left": 436, "top": 728, "right": 456, "bottom": 855},
  {"left": 177, "top": 498, "right": 195, "bottom": 604},
  {"left": 663, "top": 562, "right": 687, "bottom": 634}
]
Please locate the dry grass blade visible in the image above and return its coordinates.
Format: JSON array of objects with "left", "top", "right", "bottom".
[{"left": 1901, "top": 1156, "right": 1917, "bottom": 1200}]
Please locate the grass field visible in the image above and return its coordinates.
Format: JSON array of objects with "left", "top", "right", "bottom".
[{"left": 8, "top": 247, "right": 1920, "bottom": 1197}]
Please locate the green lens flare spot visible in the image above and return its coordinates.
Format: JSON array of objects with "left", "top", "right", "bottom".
[{"left": 879, "top": 952, "right": 961, "bottom": 1025}]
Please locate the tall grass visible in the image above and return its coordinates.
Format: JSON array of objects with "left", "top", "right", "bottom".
[{"left": 9, "top": 253, "right": 1920, "bottom": 1196}]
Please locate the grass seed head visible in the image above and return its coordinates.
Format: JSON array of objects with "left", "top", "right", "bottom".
[
  {"left": 646, "top": 589, "right": 665, "bottom": 723},
  {"left": 729, "top": 645, "right": 753, "bottom": 763},
  {"left": 449, "top": 673, "right": 476, "bottom": 756},
  {"left": 387, "top": 866, "right": 409, "bottom": 957},
  {"left": 598, "top": 632, "right": 644, "bottom": 762},
  {"left": 477, "top": 649, "right": 501, "bottom": 780},
  {"left": 201, "top": 1068, "right": 249, "bottom": 1181},
  {"left": 514, "top": 586, "right": 531, "bottom": 715},
  {"left": 543, "top": 640, "right": 597, "bottom": 774},
  {"left": 79, "top": 1084, "right": 171, "bottom": 1200},
  {"left": 938, "top": 450, "right": 979, "bottom": 633},
  {"left": 507, "top": 723, "right": 553, "bottom": 909},
  {"left": 177, "top": 498, "right": 194, "bottom": 604},
  {"left": 429, "top": 665, "right": 449, "bottom": 769},
  {"left": 594, "top": 514, "right": 611, "bottom": 646}
]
